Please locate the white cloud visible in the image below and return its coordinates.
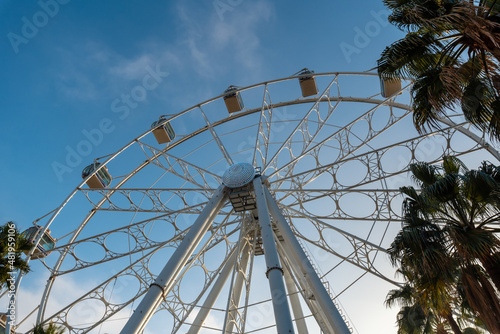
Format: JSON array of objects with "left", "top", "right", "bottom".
[
  {"left": 109, "top": 54, "right": 154, "bottom": 80},
  {"left": 45, "top": 0, "right": 274, "bottom": 104},
  {"left": 9, "top": 273, "right": 130, "bottom": 333},
  {"left": 174, "top": 0, "right": 275, "bottom": 79},
  {"left": 47, "top": 40, "right": 178, "bottom": 103}
]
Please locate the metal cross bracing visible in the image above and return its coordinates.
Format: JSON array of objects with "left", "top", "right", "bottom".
[
  {"left": 136, "top": 140, "right": 223, "bottom": 189},
  {"left": 269, "top": 123, "right": 489, "bottom": 191},
  {"left": 252, "top": 83, "right": 274, "bottom": 168},
  {"left": 36, "top": 205, "right": 240, "bottom": 334},
  {"left": 280, "top": 206, "right": 396, "bottom": 286},
  {"left": 80, "top": 188, "right": 215, "bottom": 213},
  {"left": 7, "top": 72, "right": 500, "bottom": 334},
  {"left": 116, "top": 177, "right": 353, "bottom": 334},
  {"left": 219, "top": 218, "right": 256, "bottom": 334},
  {"left": 262, "top": 83, "right": 413, "bottom": 182},
  {"left": 39, "top": 212, "right": 240, "bottom": 277}
]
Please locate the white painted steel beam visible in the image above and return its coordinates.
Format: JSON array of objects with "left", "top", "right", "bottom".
[
  {"left": 284, "top": 266, "right": 309, "bottom": 334},
  {"left": 187, "top": 248, "right": 237, "bottom": 334},
  {"left": 253, "top": 176, "right": 295, "bottom": 334},
  {"left": 223, "top": 240, "right": 250, "bottom": 334},
  {"left": 120, "top": 185, "right": 228, "bottom": 334},
  {"left": 264, "top": 187, "right": 351, "bottom": 334}
]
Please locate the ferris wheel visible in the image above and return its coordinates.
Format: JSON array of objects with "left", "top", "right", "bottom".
[{"left": 6, "top": 71, "right": 500, "bottom": 334}]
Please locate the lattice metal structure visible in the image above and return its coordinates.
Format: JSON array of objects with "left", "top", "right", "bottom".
[{"left": 4, "top": 72, "right": 500, "bottom": 334}]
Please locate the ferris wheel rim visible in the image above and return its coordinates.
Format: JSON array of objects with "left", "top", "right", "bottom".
[
  {"left": 11, "top": 70, "right": 500, "bottom": 333},
  {"left": 30, "top": 72, "right": 416, "bottom": 249}
]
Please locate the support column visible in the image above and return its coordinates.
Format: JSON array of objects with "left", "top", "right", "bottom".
[
  {"left": 253, "top": 176, "right": 295, "bottom": 334},
  {"left": 187, "top": 248, "right": 237, "bottom": 334},
  {"left": 120, "top": 185, "right": 228, "bottom": 334},
  {"left": 264, "top": 187, "right": 351, "bottom": 334},
  {"left": 223, "top": 240, "right": 250, "bottom": 334},
  {"left": 283, "top": 263, "right": 309, "bottom": 334}
]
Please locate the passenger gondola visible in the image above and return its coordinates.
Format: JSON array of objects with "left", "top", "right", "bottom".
[
  {"left": 379, "top": 76, "right": 402, "bottom": 98},
  {"left": 223, "top": 86, "right": 244, "bottom": 113},
  {"left": 298, "top": 68, "right": 318, "bottom": 97},
  {"left": 151, "top": 118, "right": 175, "bottom": 144},
  {"left": 82, "top": 162, "right": 111, "bottom": 189},
  {"left": 22, "top": 226, "right": 56, "bottom": 260}
]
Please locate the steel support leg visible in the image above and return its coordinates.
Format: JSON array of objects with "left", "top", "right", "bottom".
[
  {"left": 264, "top": 187, "right": 351, "bottom": 334},
  {"left": 187, "top": 248, "right": 237, "bottom": 334},
  {"left": 253, "top": 176, "right": 295, "bottom": 334},
  {"left": 120, "top": 185, "right": 228, "bottom": 334},
  {"left": 283, "top": 265, "right": 309, "bottom": 334},
  {"left": 223, "top": 240, "right": 250, "bottom": 334}
]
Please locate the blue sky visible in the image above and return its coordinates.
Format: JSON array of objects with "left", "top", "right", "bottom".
[
  {"left": 1, "top": 0, "right": 403, "bottom": 224},
  {"left": 0, "top": 1, "right": 421, "bottom": 333},
  {"left": 0, "top": 0, "right": 401, "bottom": 225}
]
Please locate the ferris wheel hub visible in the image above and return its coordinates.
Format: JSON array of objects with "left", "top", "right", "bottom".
[{"left": 222, "top": 162, "right": 257, "bottom": 188}]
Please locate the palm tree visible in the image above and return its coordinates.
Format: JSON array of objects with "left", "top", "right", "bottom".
[
  {"left": 388, "top": 156, "right": 500, "bottom": 332},
  {"left": 378, "top": 0, "right": 500, "bottom": 139},
  {"left": 386, "top": 278, "right": 438, "bottom": 333},
  {"left": 406, "top": 157, "right": 500, "bottom": 290},
  {"left": 0, "top": 222, "right": 31, "bottom": 289},
  {"left": 33, "top": 323, "right": 65, "bottom": 334},
  {"left": 388, "top": 226, "right": 464, "bottom": 334}
]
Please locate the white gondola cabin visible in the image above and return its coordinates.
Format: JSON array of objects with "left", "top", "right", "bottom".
[
  {"left": 82, "top": 162, "right": 111, "bottom": 189},
  {"left": 151, "top": 118, "right": 175, "bottom": 144},
  {"left": 223, "top": 86, "right": 244, "bottom": 113},
  {"left": 298, "top": 69, "right": 318, "bottom": 97},
  {"left": 22, "top": 226, "right": 56, "bottom": 260},
  {"left": 379, "top": 76, "right": 402, "bottom": 98}
]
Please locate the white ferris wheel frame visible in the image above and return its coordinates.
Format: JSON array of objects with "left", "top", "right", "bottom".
[{"left": 6, "top": 71, "right": 500, "bottom": 334}]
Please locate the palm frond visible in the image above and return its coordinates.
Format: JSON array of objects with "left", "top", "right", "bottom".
[
  {"left": 463, "top": 170, "right": 496, "bottom": 203},
  {"left": 378, "top": 32, "right": 444, "bottom": 79},
  {"left": 461, "top": 77, "right": 496, "bottom": 130},
  {"left": 409, "top": 162, "right": 441, "bottom": 187}
]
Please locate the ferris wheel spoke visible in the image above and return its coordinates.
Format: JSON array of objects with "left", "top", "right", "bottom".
[
  {"left": 39, "top": 246, "right": 159, "bottom": 334},
  {"left": 252, "top": 84, "right": 274, "bottom": 168},
  {"left": 41, "top": 218, "right": 242, "bottom": 333},
  {"left": 267, "top": 99, "right": 341, "bottom": 180},
  {"left": 280, "top": 206, "right": 398, "bottom": 285},
  {"left": 51, "top": 212, "right": 241, "bottom": 277},
  {"left": 199, "top": 106, "right": 234, "bottom": 166},
  {"left": 262, "top": 75, "right": 340, "bottom": 174},
  {"left": 272, "top": 122, "right": 478, "bottom": 191},
  {"left": 268, "top": 99, "right": 412, "bottom": 184},
  {"left": 136, "top": 140, "right": 222, "bottom": 189},
  {"left": 266, "top": 83, "right": 412, "bottom": 180},
  {"left": 90, "top": 202, "right": 207, "bottom": 213},
  {"left": 80, "top": 188, "right": 215, "bottom": 213},
  {"left": 275, "top": 188, "right": 401, "bottom": 222},
  {"left": 49, "top": 215, "right": 188, "bottom": 277}
]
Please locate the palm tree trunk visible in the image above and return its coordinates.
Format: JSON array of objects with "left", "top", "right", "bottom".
[
  {"left": 444, "top": 312, "right": 462, "bottom": 334},
  {"left": 461, "top": 265, "right": 500, "bottom": 333},
  {"left": 479, "top": 252, "right": 500, "bottom": 293}
]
